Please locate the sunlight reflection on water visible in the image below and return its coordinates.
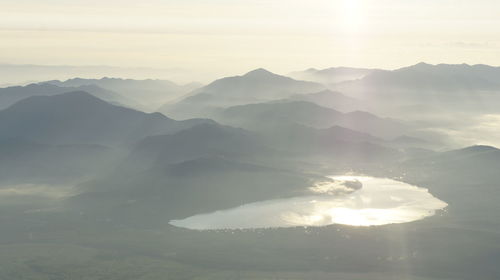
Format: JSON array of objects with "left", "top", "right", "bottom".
[{"left": 170, "top": 176, "right": 448, "bottom": 230}]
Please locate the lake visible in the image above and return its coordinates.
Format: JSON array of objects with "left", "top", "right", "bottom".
[{"left": 170, "top": 176, "right": 448, "bottom": 230}]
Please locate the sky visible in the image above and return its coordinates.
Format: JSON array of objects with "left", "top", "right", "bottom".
[{"left": 1, "top": 0, "right": 500, "bottom": 80}]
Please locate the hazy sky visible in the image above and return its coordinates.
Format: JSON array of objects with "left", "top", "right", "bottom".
[{"left": 1, "top": 0, "right": 500, "bottom": 78}]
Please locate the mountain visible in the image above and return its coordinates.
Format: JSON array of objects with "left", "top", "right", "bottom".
[
  {"left": 400, "top": 145, "right": 500, "bottom": 184},
  {"left": 0, "top": 91, "right": 213, "bottom": 147},
  {"left": 288, "top": 67, "right": 378, "bottom": 84},
  {"left": 333, "top": 63, "right": 500, "bottom": 114},
  {"left": 0, "top": 63, "right": 201, "bottom": 86},
  {"left": 123, "top": 123, "right": 274, "bottom": 170},
  {"left": 46, "top": 78, "right": 200, "bottom": 111},
  {"left": 352, "top": 63, "right": 500, "bottom": 91},
  {"left": 215, "top": 100, "right": 407, "bottom": 139},
  {"left": 0, "top": 83, "right": 131, "bottom": 110},
  {"left": 71, "top": 155, "right": 321, "bottom": 223},
  {"left": 71, "top": 123, "right": 320, "bottom": 221},
  {"left": 249, "top": 123, "right": 400, "bottom": 164},
  {"left": 160, "top": 68, "right": 325, "bottom": 119},
  {"left": 288, "top": 89, "right": 362, "bottom": 112}
]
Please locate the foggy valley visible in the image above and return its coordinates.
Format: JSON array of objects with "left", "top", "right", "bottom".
[
  {"left": 0, "top": 63, "right": 499, "bottom": 279},
  {"left": 1, "top": 0, "right": 500, "bottom": 279}
]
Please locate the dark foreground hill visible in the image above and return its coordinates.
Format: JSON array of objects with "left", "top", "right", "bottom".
[{"left": 0, "top": 91, "right": 212, "bottom": 147}]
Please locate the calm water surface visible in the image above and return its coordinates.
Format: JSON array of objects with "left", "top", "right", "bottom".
[{"left": 170, "top": 176, "right": 448, "bottom": 230}]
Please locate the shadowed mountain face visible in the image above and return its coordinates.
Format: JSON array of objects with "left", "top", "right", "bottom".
[
  {"left": 160, "top": 68, "right": 325, "bottom": 119},
  {"left": 72, "top": 155, "right": 320, "bottom": 222},
  {"left": 70, "top": 123, "right": 321, "bottom": 221},
  {"left": 123, "top": 123, "right": 274, "bottom": 169},
  {"left": 0, "top": 91, "right": 212, "bottom": 147},
  {"left": 46, "top": 77, "right": 200, "bottom": 111},
  {"left": 0, "top": 91, "right": 212, "bottom": 183}
]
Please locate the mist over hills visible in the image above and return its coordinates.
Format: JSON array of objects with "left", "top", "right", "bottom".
[
  {"left": 160, "top": 68, "right": 325, "bottom": 119},
  {"left": 123, "top": 123, "right": 273, "bottom": 170},
  {"left": 0, "top": 83, "right": 132, "bottom": 110},
  {"left": 215, "top": 100, "right": 407, "bottom": 139},
  {"left": 46, "top": 77, "right": 200, "bottom": 111},
  {"left": 288, "top": 89, "right": 363, "bottom": 112},
  {"left": 0, "top": 92, "right": 212, "bottom": 183},
  {"left": 332, "top": 63, "right": 500, "bottom": 116},
  {"left": 0, "top": 91, "right": 211, "bottom": 147},
  {"left": 0, "top": 63, "right": 198, "bottom": 85},
  {"left": 356, "top": 63, "right": 500, "bottom": 91},
  {"left": 289, "top": 67, "right": 378, "bottom": 84},
  {"left": 0, "top": 63, "right": 499, "bottom": 280}
]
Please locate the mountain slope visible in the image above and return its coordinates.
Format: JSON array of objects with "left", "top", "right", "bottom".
[
  {"left": 0, "top": 83, "right": 131, "bottom": 110},
  {"left": 333, "top": 63, "right": 500, "bottom": 114},
  {"left": 160, "top": 68, "right": 325, "bottom": 119},
  {"left": 354, "top": 63, "right": 500, "bottom": 91},
  {"left": 0, "top": 91, "right": 213, "bottom": 146},
  {"left": 215, "top": 100, "right": 407, "bottom": 139},
  {"left": 46, "top": 77, "right": 200, "bottom": 111},
  {"left": 288, "top": 89, "right": 362, "bottom": 112},
  {"left": 124, "top": 123, "right": 274, "bottom": 170}
]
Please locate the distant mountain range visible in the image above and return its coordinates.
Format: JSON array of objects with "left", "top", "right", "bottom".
[
  {"left": 0, "top": 91, "right": 213, "bottom": 183},
  {"left": 287, "top": 89, "right": 362, "bottom": 112},
  {"left": 0, "top": 63, "right": 199, "bottom": 86},
  {"left": 288, "top": 67, "right": 378, "bottom": 84},
  {"left": 45, "top": 77, "right": 200, "bottom": 111},
  {"left": 0, "top": 63, "right": 499, "bottom": 280},
  {"left": 160, "top": 68, "right": 325, "bottom": 119},
  {"left": 348, "top": 63, "right": 500, "bottom": 91},
  {"left": 332, "top": 63, "right": 500, "bottom": 114},
  {"left": 0, "top": 83, "right": 130, "bottom": 110},
  {"left": 0, "top": 91, "right": 212, "bottom": 147},
  {"left": 215, "top": 100, "right": 407, "bottom": 139}
]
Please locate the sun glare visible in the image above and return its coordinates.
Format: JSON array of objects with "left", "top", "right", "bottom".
[{"left": 340, "top": 0, "right": 364, "bottom": 32}]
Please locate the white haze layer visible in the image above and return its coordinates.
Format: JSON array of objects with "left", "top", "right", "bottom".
[{"left": 170, "top": 176, "right": 448, "bottom": 230}]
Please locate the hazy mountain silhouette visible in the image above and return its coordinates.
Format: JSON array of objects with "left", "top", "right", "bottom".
[
  {"left": 216, "top": 100, "right": 407, "bottom": 138},
  {"left": 288, "top": 89, "right": 362, "bottom": 112},
  {"left": 0, "top": 91, "right": 213, "bottom": 147},
  {"left": 401, "top": 145, "right": 500, "bottom": 183},
  {"left": 334, "top": 63, "right": 500, "bottom": 115},
  {"left": 0, "top": 63, "right": 198, "bottom": 86},
  {"left": 72, "top": 154, "right": 320, "bottom": 222},
  {"left": 124, "top": 123, "right": 274, "bottom": 170},
  {"left": 46, "top": 77, "right": 200, "bottom": 111},
  {"left": 160, "top": 68, "right": 325, "bottom": 119},
  {"left": 289, "top": 67, "right": 378, "bottom": 84},
  {"left": 250, "top": 123, "right": 400, "bottom": 163},
  {"left": 0, "top": 83, "right": 131, "bottom": 110},
  {"left": 1, "top": 64, "right": 500, "bottom": 280},
  {"left": 353, "top": 63, "right": 500, "bottom": 91}
]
